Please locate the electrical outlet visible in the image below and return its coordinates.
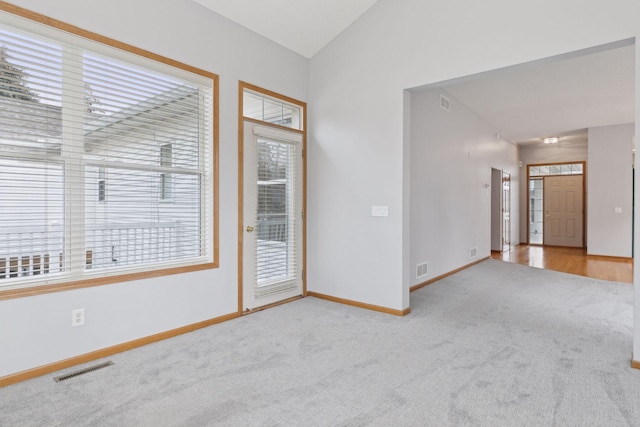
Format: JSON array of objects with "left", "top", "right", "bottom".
[{"left": 72, "top": 308, "right": 85, "bottom": 327}]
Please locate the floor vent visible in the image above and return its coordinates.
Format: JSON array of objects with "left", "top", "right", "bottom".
[
  {"left": 416, "top": 261, "right": 428, "bottom": 278},
  {"left": 440, "top": 95, "right": 450, "bottom": 112},
  {"left": 53, "top": 361, "right": 114, "bottom": 383}
]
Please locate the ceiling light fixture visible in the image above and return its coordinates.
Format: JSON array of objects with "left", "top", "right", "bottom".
[{"left": 542, "top": 136, "right": 559, "bottom": 144}]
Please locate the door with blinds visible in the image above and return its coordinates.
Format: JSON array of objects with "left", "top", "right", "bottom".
[{"left": 243, "top": 121, "right": 303, "bottom": 311}]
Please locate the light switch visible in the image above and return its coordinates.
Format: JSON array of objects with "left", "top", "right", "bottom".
[
  {"left": 614, "top": 207, "right": 622, "bottom": 214},
  {"left": 372, "top": 206, "right": 389, "bottom": 217}
]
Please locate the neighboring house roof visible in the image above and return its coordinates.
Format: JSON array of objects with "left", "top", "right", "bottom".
[
  {"left": 84, "top": 85, "right": 199, "bottom": 150},
  {"left": 0, "top": 85, "right": 199, "bottom": 153}
]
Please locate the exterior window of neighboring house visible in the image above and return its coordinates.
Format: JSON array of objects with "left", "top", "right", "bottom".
[
  {"left": 160, "top": 144, "right": 173, "bottom": 201},
  {"left": 0, "top": 8, "right": 218, "bottom": 295},
  {"left": 98, "top": 167, "right": 106, "bottom": 202}
]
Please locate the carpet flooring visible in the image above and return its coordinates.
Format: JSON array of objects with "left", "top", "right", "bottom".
[{"left": 1, "top": 259, "right": 639, "bottom": 426}]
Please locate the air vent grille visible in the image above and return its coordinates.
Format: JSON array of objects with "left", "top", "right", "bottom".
[
  {"left": 53, "top": 361, "right": 114, "bottom": 382},
  {"left": 416, "top": 262, "right": 428, "bottom": 278},
  {"left": 440, "top": 95, "right": 450, "bottom": 112}
]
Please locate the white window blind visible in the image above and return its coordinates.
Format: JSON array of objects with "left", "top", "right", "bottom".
[
  {"left": 0, "top": 15, "right": 214, "bottom": 290},
  {"left": 252, "top": 126, "right": 302, "bottom": 297}
]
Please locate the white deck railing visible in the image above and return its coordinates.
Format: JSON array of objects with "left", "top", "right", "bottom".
[
  {"left": 86, "top": 221, "right": 182, "bottom": 269},
  {"left": 0, "top": 225, "right": 64, "bottom": 278},
  {"left": 257, "top": 213, "right": 287, "bottom": 242},
  {"left": 0, "top": 221, "right": 182, "bottom": 279}
]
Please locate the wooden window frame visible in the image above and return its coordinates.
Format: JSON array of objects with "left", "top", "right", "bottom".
[{"left": 0, "top": 1, "right": 219, "bottom": 300}]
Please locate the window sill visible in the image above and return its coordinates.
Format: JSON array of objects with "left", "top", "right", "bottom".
[{"left": 0, "top": 261, "right": 218, "bottom": 301}]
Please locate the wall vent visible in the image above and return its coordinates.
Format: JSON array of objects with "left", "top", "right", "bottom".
[
  {"left": 469, "top": 246, "right": 477, "bottom": 258},
  {"left": 440, "top": 95, "right": 450, "bottom": 112},
  {"left": 53, "top": 361, "right": 114, "bottom": 382},
  {"left": 416, "top": 261, "right": 428, "bottom": 278}
]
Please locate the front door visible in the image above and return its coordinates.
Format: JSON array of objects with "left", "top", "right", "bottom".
[
  {"left": 242, "top": 121, "right": 303, "bottom": 311},
  {"left": 543, "top": 175, "right": 583, "bottom": 247}
]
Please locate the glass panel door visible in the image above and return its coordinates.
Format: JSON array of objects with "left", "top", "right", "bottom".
[{"left": 242, "top": 122, "right": 303, "bottom": 311}]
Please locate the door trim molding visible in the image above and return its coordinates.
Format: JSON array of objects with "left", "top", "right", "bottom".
[
  {"left": 525, "top": 161, "right": 586, "bottom": 247},
  {"left": 237, "top": 82, "right": 307, "bottom": 314}
]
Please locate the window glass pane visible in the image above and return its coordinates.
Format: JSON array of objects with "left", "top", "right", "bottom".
[
  {"left": 279, "top": 105, "right": 295, "bottom": 128},
  {"left": 83, "top": 53, "right": 202, "bottom": 170},
  {"left": 529, "top": 178, "right": 543, "bottom": 244},
  {"left": 243, "top": 91, "right": 263, "bottom": 120},
  {"left": 85, "top": 167, "right": 201, "bottom": 271},
  {"left": 0, "top": 159, "right": 64, "bottom": 279},
  {"left": 0, "top": 17, "right": 214, "bottom": 290},
  {"left": 533, "top": 163, "right": 583, "bottom": 177},
  {"left": 243, "top": 89, "right": 301, "bottom": 129},
  {"left": 262, "top": 98, "right": 284, "bottom": 126},
  {"left": 0, "top": 28, "right": 63, "bottom": 156},
  {"left": 256, "top": 138, "right": 296, "bottom": 283}
]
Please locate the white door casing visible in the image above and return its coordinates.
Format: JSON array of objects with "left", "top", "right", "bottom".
[{"left": 242, "top": 121, "right": 303, "bottom": 311}]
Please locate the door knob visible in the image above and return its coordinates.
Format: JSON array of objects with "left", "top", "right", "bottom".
[{"left": 246, "top": 226, "right": 254, "bottom": 232}]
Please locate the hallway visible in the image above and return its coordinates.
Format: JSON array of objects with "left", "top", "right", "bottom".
[{"left": 492, "top": 245, "right": 633, "bottom": 283}]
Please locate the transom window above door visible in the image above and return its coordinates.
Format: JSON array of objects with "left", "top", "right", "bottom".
[
  {"left": 243, "top": 89, "right": 303, "bottom": 131},
  {"left": 529, "top": 163, "right": 583, "bottom": 177}
]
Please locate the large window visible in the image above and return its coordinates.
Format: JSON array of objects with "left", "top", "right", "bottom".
[{"left": 0, "top": 7, "right": 217, "bottom": 295}]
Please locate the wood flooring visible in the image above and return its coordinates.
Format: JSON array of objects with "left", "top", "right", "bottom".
[{"left": 491, "top": 245, "right": 633, "bottom": 284}]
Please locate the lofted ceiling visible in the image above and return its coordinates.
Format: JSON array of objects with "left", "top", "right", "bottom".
[
  {"left": 439, "top": 43, "right": 635, "bottom": 145},
  {"left": 191, "top": 2, "right": 633, "bottom": 146},
  {"left": 192, "top": 0, "right": 378, "bottom": 58}
]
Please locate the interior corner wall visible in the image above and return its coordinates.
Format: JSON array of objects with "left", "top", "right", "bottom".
[
  {"left": 0, "top": 0, "right": 308, "bottom": 378},
  {"left": 587, "top": 124, "right": 634, "bottom": 257},
  {"left": 309, "top": 0, "right": 639, "bottom": 313},
  {"left": 517, "top": 141, "right": 588, "bottom": 244},
  {"left": 409, "top": 89, "right": 518, "bottom": 286}
]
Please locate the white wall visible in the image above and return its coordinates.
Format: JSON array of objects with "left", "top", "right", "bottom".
[
  {"left": 518, "top": 140, "right": 588, "bottom": 243},
  {"left": 587, "top": 124, "right": 634, "bottom": 257},
  {"left": 0, "top": 0, "right": 308, "bottom": 378},
  {"left": 409, "top": 89, "right": 518, "bottom": 287},
  {"left": 308, "top": 0, "right": 640, "bottom": 349}
]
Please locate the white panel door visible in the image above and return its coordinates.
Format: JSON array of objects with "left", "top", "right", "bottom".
[
  {"left": 543, "top": 175, "right": 583, "bottom": 247},
  {"left": 242, "top": 121, "right": 303, "bottom": 311}
]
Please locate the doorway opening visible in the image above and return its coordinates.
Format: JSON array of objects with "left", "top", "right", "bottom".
[
  {"left": 238, "top": 82, "right": 307, "bottom": 313},
  {"left": 491, "top": 168, "right": 511, "bottom": 252},
  {"left": 527, "top": 162, "right": 585, "bottom": 246}
]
